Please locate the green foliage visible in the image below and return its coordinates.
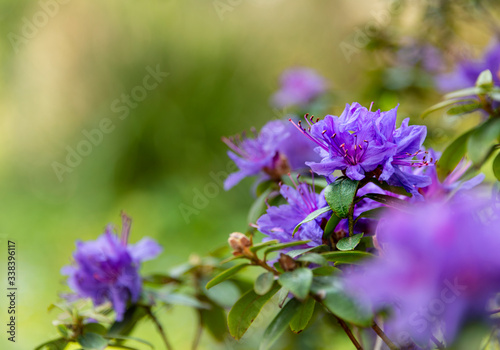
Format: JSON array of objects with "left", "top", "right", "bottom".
[
  {"left": 336, "top": 233, "right": 364, "bottom": 251},
  {"left": 289, "top": 298, "right": 316, "bottom": 334},
  {"left": 260, "top": 298, "right": 303, "bottom": 350},
  {"left": 255, "top": 272, "right": 276, "bottom": 295},
  {"left": 292, "top": 206, "right": 332, "bottom": 235},
  {"left": 77, "top": 332, "right": 108, "bottom": 350},
  {"left": 206, "top": 263, "right": 250, "bottom": 289},
  {"left": 324, "top": 177, "right": 359, "bottom": 218},
  {"left": 321, "top": 251, "right": 374, "bottom": 265},
  {"left": 278, "top": 268, "right": 313, "bottom": 300}
]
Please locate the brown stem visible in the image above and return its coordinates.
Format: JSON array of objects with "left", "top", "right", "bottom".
[
  {"left": 191, "top": 313, "right": 203, "bottom": 350},
  {"left": 337, "top": 317, "right": 363, "bottom": 350},
  {"left": 372, "top": 322, "right": 399, "bottom": 350},
  {"left": 430, "top": 334, "right": 445, "bottom": 350},
  {"left": 146, "top": 307, "right": 174, "bottom": 350}
]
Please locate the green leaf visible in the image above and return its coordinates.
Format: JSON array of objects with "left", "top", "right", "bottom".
[
  {"left": 263, "top": 240, "right": 311, "bottom": 260},
  {"left": 468, "top": 118, "right": 500, "bottom": 165},
  {"left": 106, "top": 335, "right": 154, "bottom": 349},
  {"left": 249, "top": 240, "right": 279, "bottom": 253},
  {"left": 444, "top": 86, "right": 483, "bottom": 99},
  {"left": 292, "top": 206, "right": 332, "bottom": 235},
  {"left": 493, "top": 152, "right": 500, "bottom": 181},
  {"left": 248, "top": 188, "right": 274, "bottom": 224},
  {"left": 323, "top": 213, "right": 341, "bottom": 238},
  {"left": 362, "top": 193, "right": 410, "bottom": 211},
  {"left": 142, "top": 273, "right": 178, "bottom": 286},
  {"left": 254, "top": 272, "right": 276, "bottom": 295},
  {"left": 321, "top": 251, "right": 373, "bottom": 265},
  {"left": 324, "top": 177, "right": 359, "bottom": 218},
  {"left": 204, "top": 280, "right": 241, "bottom": 308},
  {"left": 206, "top": 263, "right": 250, "bottom": 289},
  {"left": 368, "top": 178, "right": 411, "bottom": 196},
  {"left": 83, "top": 323, "right": 107, "bottom": 336},
  {"left": 278, "top": 268, "right": 313, "bottom": 300},
  {"left": 289, "top": 298, "right": 316, "bottom": 334},
  {"left": 446, "top": 102, "right": 481, "bottom": 116},
  {"left": 35, "top": 339, "right": 68, "bottom": 350},
  {"left": 354, "top": 207, "right": 387, "bottom": 224},
  {"left": 421, "top": 98, "right": 477, "bottom": 118},
  {"left": 228, "top": 286, "right": 280, "bottom": 340},
  {"left": 286, "top": 245, "right": 330, "bottom": 258},
  {"left": 107, "top": 305, "right": 148, "bottom": 337},
  {"left": 313, "top": 276, "right": 372, "bottom": 326},
  {"left": 200, "top": 305, "right": 228, "bottom": 342},
  {"left": 437, "top": 130, "right": 474, "bottom": 181},
  {"left": 312, "top": 266, "right": 340, "bottom": 276},
  {"left": 259, "top": 299, "right": 302, "bottom": 350},
  {"left": 476, "top": 69, "right": 493, "bottom": 89},
  {"left": 296, "top": 253, "right": 329, "bottom": 266},
  {"left": 336, "top": 233, "right": 364, "bottom": 251},
  {"left": 77, "top": 333, "right": 108, "bottom": 350}
]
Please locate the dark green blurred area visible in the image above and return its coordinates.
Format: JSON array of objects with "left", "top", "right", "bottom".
[{"left": 0, "top": 0, "right": 495, "bottom": 349}]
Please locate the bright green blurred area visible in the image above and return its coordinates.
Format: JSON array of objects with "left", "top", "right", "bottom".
[{"left": 0, "top": 1, "right": 491, "bottom": 349}]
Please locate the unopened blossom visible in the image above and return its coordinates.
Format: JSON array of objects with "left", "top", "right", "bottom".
[
  {"left": 223, "top": 120, "right": 318, "bottom": 190},
  {"left": 291, "top": 102, "right": 431, "bottom": 197},
  {"left": 437, "top": 40, "right": 500, "bottom": 92},
  {"left": 62, "top": 214, "right": 162, "bottom": 321},
  {"left": 345, "top": 198, "right": 500, "bottom": 347},
  {"left": 228, "top": 232, "right": 252, "bottom": 255},
  {"left": 271, "top": 67, "right": 328, "bottom": 109}
]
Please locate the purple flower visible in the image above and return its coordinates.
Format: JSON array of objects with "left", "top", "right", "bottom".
[
  {"left": 436, "top": 39, "right": 500, "bottom": 92},
  {"left": 256, "top": 179, "right": 383, "bottom": 249},
  {"left": 397, "top": 39, "right": 444, "bottom": 74},
  {"left": 344, "top": 198, "right": 500, "bottom": 346},
  {"left": 291, "top": 103, "right": 431, "bottom": 197},
  {"left": 223, "top": 120, "right": 318, "bottom": 190},
  {"left": 271, "top": 68, "right": 328, "bottom": 109},
  {"left": 62, "top": 214, "right": 162, "bottom": 321}
]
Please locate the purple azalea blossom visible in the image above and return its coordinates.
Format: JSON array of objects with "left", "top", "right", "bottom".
[
  {"left": 62, "top": 214, "right": 162, "bottom": 321},
  {"left": 256, "top": 180, "right": 383, "bottom": 249},
  {"left": 223, "top": 120, "right": 318, "bottom": 190},
  {"left": 437, "top": 40, "right": 500, "bottom": 92},
  {"left": 271, "top": 67, "right": 328, "bottom": 109},
  {"left": 344, "top": 199, "right": 500, "bottom": 347},
  {"left": 291, "top": 102, "right": 431, "bottom": 198}
]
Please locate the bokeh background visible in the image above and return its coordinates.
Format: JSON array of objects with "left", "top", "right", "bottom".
[{"left": 0, "top": 0, "right": 497, "bottom": 349}]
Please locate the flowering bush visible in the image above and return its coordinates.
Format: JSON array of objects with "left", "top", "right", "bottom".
[{"left": 37, "top": 6, "right": 500, "bottom": 350}]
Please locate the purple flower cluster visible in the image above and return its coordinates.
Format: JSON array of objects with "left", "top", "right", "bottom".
[
  {"left": 223, "top": 120, "right": 318, "bottom": 190},
  {"left": 437, "top": 40, "right": 500, "bottom": 92},
  {"left": 345, "top": 198, "right": 500, "bottom": 346},
  {"left": 291, "top": 102, "right": 431, "bottom": 198},
  {"left": 62, "top": 214, "right": 162, "bottom": 321},
  {"left": 271, "top": 67, "right": 328, "bottom": 109}
]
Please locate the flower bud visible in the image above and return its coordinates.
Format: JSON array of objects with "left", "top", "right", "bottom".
[{"left": 228, "top": 232, "right": 252, "bottom": 255}]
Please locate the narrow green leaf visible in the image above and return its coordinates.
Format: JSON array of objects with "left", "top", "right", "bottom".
[
  {"left": 324, "top": 177, "right": 359, "bottom": 218},
  {"left": 362, "top": 193, "right": 410, "bottom": 211},
  {"left": 286, "top": 245, "right": 330, "bottom": 258},
  {"left": 476, "top": 69, "right": 493, "bottom": 89},
  {"left": 228, "top": 286, "right": 280, "bottom": 340},
  {"left": 105, "top": 335, "right": 154, "bottom": 349},
  {"left": 292, "top": 206, "right": 331, "bottom": 236},
  {"left": 354, "top": 207, "right": 387, "bottom": 225},
  {"left": 336, "top": 233, "right": 364, "bottom": 251},
  {"left": 254, "top": 273, "right": 275, "bottom": 295},
  {"left": 35, "top": 339, "right": 68, "bottom": 350},
  {"left": 312, "top": 266, "right": 340, "bottom": 276},
  {"left": 323, "top": 213, "right": 341, "bottom": 238},
  {"left": 77, "top": 332, "right": 108, "bottom": 350},
  {"left": 290, "top": 298, "right": 316, "bottom": 334},
  {"left": 313, "top": 277, "right": 373, "bottom": 326},
  {"left": 421, "top": 98, "right": 477, "bottom": 118},
  {"left": 444, "top": 86, "right": 483, "bottom": 99},
  {"left": 259, "top": 299, "right": 302, "bottom": 350},
  {"left": 493, "top": 152, "right": 500, "bottom": 181},
  {"left": 263, "top": 240, "right": 311, "bottom": 260},
  {"left": 437, "top": 130, "right": 474, "bottom": 181},
  {"left": 446, "top": 102, "right": 481, "bottom": 116},
  {"left": 155, "top": 292, "right": 210, "bottom": 309},
  {"left": 278, "top": 268, "right": 313, "bottom": 300},
  {"left": 296, "top": 253, "right": 329, "bottom": 266},
  {"left": 206, "top": 264, "right": 250, "bottom": 290},
  {"left": 468, "top": 118, "right": 500, "bottom": 165},
  {"left": 321, "top": 251, "right": 373, "bottom": 265},
  {"left": 249, "top": 240, "right": 279, "bottom": 253}
]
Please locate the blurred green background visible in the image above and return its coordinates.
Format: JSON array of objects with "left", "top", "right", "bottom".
[{"left": 0, "top": 0, "right": 495, "bottom": 349}]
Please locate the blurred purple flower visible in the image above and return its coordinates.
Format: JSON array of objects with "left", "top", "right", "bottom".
[
  {"left": 223, "top": 120, "right": 318, "bottom": 190},
  {"left": 271, "top": 67, "right": 328, "bottom": 109},
  {"left": 437, "top": 40, "right": 500, "bottom": 92},
  {"left": 291, "top": 102, "right": 431, "bottom": 197},
  {"left": 62, "top": 214, "right": 162, "bottom": 321},
  {"left": 345, "top": 199, "right": 500, "bottom": 346},
  {"left": 397, "top": 39, "right": 444, "bottom": 73}
]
